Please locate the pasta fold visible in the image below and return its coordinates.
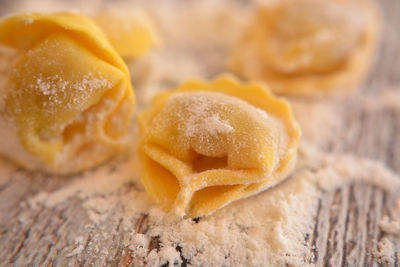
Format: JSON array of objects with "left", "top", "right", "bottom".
[
  {"left": 138, "top": 76, "right": 300, "bottom": 217},
  {"left": 230, "top": 0, "right": 379, "bottom": 95},
  {"left": 0, "top": 13, "right": 135, "bottom": 174},
  {"left": 94, "top": 11, "right": 160, "bottom": 59}
]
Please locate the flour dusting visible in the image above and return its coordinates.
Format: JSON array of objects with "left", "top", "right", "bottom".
[
  {"left": 0, "top": 0, "right": 398, "bottom": 266},
  {"left": 13, "top": 137, "right": 398, "bottom": 266}
]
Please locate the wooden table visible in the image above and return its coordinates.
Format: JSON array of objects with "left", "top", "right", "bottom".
[{"left": 0, "top": 0, "right": 399, "bottom": 266}]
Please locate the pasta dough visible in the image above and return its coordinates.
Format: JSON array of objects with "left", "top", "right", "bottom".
[
  {"left": 94, "top": 10, "right": 160, "bottom": 59},
  {"left": 138, "top": 76, "right": 300, "bottom": 217},
  {"left": 230, "top": 0, "right": 379, "bottom": 95},
  {"left": 0, "top": 13, "right": 135, "bottom": 174}
]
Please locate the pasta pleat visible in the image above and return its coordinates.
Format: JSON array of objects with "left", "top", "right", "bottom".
[
  {"left": 0, "top": 13, "right": 135, "bottom": 174},
  {"left": 138, "top": 76, "right": 300, "bottom": 217}
]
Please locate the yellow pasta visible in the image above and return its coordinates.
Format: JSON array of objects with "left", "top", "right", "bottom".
[
  {"left": 94, "top": 11, "right": 160, "bottom": 59},
  {"left": 230, "top": 0, "right": 379, "bottom": 96},
  {"left": 138, "top": 76, "right": 300, "bottom": 217},
  {"left": 0, "top": 13, "right": 135, "bottom": 174}
]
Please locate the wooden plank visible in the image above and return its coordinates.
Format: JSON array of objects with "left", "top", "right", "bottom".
[{"left": 0, "top": 0, "right": 399, "bottom": 266}]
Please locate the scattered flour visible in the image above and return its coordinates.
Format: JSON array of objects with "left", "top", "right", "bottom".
[
  {"left": 379, "top": 216, "right": 400, "bottom": 236},
  {"left": 15, "top": 136, "right": 399, "bottom": 266},
  {"left": 66, "top": 236, "right": 85, "bottom": 257},
  {"left": 379, "top": 198, "right": 400, "bottom": 237},
  {"left": 375, "top": 237, "right": 398, "bottom": 265},
  {"left": 0, "top": 0, "right": 399, "bottom": 266}
]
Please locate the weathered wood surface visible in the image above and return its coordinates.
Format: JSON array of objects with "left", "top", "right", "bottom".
[{"left": 0, "top": 0, "right": 400, "bottom": 266}]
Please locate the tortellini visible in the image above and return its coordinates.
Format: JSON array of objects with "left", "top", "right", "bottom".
[
  {"left": 0, "top": 13, "right": 135, "bottom": 174},
  {"left": 230, "top": 0, "right": 379, "bottom": 95},
  {"left": 94, "top": 10, "right": 160, "bottom": 60},
  {"left": 138, "top": 76, "right": 300, "bottom": 217}
]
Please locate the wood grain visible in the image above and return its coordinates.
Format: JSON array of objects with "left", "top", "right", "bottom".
[{"left": 0, "top": 0, "right": 399, "bottom": 266}]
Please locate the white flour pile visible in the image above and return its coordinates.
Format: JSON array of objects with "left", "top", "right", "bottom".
[
  {"left": 19, "top": 138, "right": 399, "bottom": 266},
  {"left": 0, "top": 0, "right": 399, "bottom": 266}
]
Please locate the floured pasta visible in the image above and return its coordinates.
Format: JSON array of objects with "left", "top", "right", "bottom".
[
  {"left": 94, "top": 10, "right": 160, "bottom": 60},
  {"left": 230, "top": 0, "right": 379, "bottom": 95},
  {"left": 137, "top": 76, "right": 300, "bottom": 217},
  {"left": 0, "top": 13, "right": 135, "bottom": 174}
]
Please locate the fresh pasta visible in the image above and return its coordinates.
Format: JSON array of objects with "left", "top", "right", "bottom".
[
  {"left": 230, "top": 0, "right": 379, "bottom": 95},
  {"left": 94, "top": 10, "right": 160, "bottom": 60},
  {"left": 137, "top": 76, "right": 300, "bottom": 217},
  {"left": 0, "top": 13, "right": 135, "bottom": 174}
]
